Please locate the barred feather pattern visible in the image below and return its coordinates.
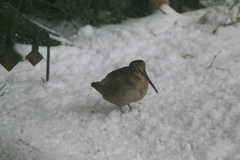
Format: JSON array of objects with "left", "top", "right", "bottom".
[
  {"left": 91, "top": 60, "right": 151, "bottom": 108},
  {"left": 104, "top": 79, "right": 148, "bottom": 106}
]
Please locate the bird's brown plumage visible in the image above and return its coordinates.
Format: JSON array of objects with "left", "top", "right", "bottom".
[{"left": 91, "top": 60, "right": 158, "bottom": 112}]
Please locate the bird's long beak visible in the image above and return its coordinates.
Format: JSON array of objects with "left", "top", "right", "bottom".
[{"left": 136, "top": 65, "right": 158, "bottom": 94}]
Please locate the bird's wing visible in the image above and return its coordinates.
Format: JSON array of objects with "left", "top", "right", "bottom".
[
  {"left": 100, "top": 67, "right": 128, "bottom": 97},
  {"left": 105, "top": 67, "right": 128, "bottom": 80}
]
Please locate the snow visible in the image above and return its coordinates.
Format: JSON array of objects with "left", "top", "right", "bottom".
[{"left": 1, "top": 4, "right": 240, "bottom": 160}]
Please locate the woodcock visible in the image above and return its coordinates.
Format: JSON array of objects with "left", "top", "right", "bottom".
[{"left": 91, "top": 60, "right": 158, "bottom": 112}]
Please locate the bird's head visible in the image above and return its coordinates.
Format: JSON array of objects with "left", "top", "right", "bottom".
[{"left": 129, "top": 60, "right": 158, "bottom": 94}]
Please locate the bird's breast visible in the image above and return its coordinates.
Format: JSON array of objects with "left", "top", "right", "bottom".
[{"left": 105, "top": 79, "right": 148, "bottom": 106}]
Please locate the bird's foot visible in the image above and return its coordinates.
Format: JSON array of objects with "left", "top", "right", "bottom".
[{"left": 128, "top": 104, "right": 133, "bottom": 111}]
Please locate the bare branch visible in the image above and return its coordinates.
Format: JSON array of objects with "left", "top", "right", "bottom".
[
  {"left": 216, "top": 67, "right": 234, "bottom": 77},
  {"left": 212, "top": 1, "right": 240, "bottom": 34},
  {"left": 229, "top": 0, "right": 240, "bottom": 11},
  {"left": 159, "top": 8, "right": 167, "bottom": 15},
  {"left": 212, "top": 24, "right": 221, "bottom": 34},
  {"left": 0, "top": 84, "right": 6, "bottom": 91},
  {"left": 41, "top": 77, "right": 45, "bottom": 83},
  {"left": 222, "top": 19, "right": 240, "bottom": 26},
  {"left": 207, "top": 51, "right": 221, "bottom": 69}
]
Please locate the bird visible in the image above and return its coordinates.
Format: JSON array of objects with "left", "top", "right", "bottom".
[{"left": 91, "top": 60, "right": 158, "bottom": 113}]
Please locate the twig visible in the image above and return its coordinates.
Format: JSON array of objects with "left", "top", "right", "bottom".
[
  {"left": 213, "top": 18, "right": 240, "bottom": 34},
  {"left": 212, "top": 1, "right": 240, "bottom": 34},
  {"left": 229, "top": 0, "right": 239, "bottom": 11},
  {"left": 222, "top": 19, "right": 240, "bottom": 26},
  {"left": 207, "top": 51, "right": 221, "bottom": 69},
  {"left": 0, "top": 84, "right": 6, "bottom": 91},
  {"left": 41, "top": 77, "right": 45, "bottom": 83},
  {"left": 216, "top": 67, "right": 234, "bottom": 77},
  {"left": 212, "top": 24, "right": 222, "bottom": 34},
  {"left": 0, "top": 84, "right": 6, "bottom": 97},
  {"left": 159, "top": 8, "right": 167, "bottom": 15}
]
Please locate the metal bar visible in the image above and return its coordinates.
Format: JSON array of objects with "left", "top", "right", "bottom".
[{"left": 46, "top": 34, "right": 50, "bottom": 81}]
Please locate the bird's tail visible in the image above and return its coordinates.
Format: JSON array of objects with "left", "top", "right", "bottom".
[
  {"left": 91, "top": 82, "right": 105, "bottom": 96},
  {"left": 91, "top": 82, "right": 99, "bottom": 89}
]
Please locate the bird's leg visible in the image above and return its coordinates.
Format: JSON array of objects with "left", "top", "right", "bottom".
[
  {"left": 128, "top": 104, "right": 133, "bottom": 110},
  {"left": 118, "top": 106, "right": 124, "bottom": 115}
]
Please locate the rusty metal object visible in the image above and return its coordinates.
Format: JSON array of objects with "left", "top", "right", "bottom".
[
  {"left": 0, "top": 31, "right": 22, "bottom": 72},
  {"left": 26, "top": 36, "right": 43, "bottom": 66},
  {"left": 0, "top": 48, "right": 21, "bottom": 71}
]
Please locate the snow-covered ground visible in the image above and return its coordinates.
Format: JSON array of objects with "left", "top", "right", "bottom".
[{"left": 1, "top": 4, "right": 240, "bottom": 160}]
